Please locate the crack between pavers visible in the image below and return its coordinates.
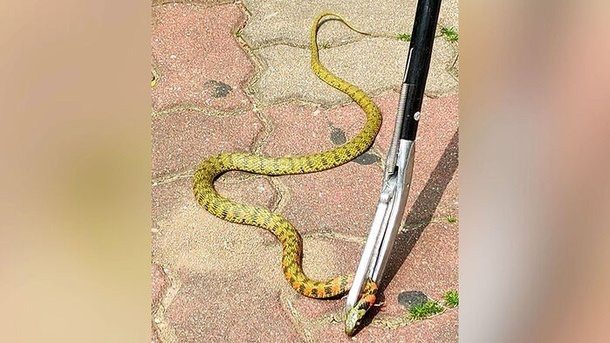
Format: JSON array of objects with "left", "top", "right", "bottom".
[
  {"left": 233, "top": 2, "right": 265, "bottom": 107},
  {"left": 244, "top": 33, "right": 405, "bottom": 52},
  {"left": 301, "top": 229, "right": 366, "bottom": 246},
  {"left": 151, "top": 0, "right": 235, "bottom": 9},
  {"left": 151, "top": 166, "right": 261, "bottom": 187},
  {"left": 448, "top": 51, "right": 459, "bottom": 81},
  {"left": 152, "top": 169, "right": 194, "bottom": 187},
  {"left": 245, "top": 86, "right": 402, "bottom": 113},
  {"left": 267, "top": 177, "right": 288, "bottom": 214},
  {"left": 279, "top": 289, "right": 315, "bottom": 343},
  {"left": 153, "top": 266, "right": 182, "bottom": 343},
  {"left": 152, "top": 104, "right": 248, "bottom": 118},
  {"left": 250, "top": 105, "right": 273, "bottom": 155}
]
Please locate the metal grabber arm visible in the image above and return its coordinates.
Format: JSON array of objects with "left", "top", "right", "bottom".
[{"left": 345, "top": 0, "right": 443, "bottom": 331}]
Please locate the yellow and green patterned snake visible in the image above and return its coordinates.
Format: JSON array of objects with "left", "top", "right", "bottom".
[{"left": 193, "top": 12, "right": 381, "bottom": 335}]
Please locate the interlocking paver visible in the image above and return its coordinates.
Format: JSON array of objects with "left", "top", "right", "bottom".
[
  {"left": 151, "top": 110, "right": 262, "bottom": 178},
  {"left": 250, "top": 38, "right": 456, "bottom": 106},
  {"left": 152, "top": 175, "right": 277, "bottom": 237},
  {"left": 260, "top": 101, "right": 381, "bottom": 236},
  {"left": 166, "top": 270, "right": 302, "bottom": 342},
  {"left": 151, "top": 174, "right": 281, "bottom": 283},
  {"left": 152, "top": 4, "right": 253, "bottom": 112},
  {"left": 250, "top": 40, "right": 400, "bottom": 106},
  {"left": 153, "top": 175, "right": 303, "bottom": 340},
  {"left": 240, "top": 0, "right": 458, "bottom": 48}
]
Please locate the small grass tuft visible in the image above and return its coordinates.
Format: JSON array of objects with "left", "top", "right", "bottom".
[
  {"left": 397, "top": 33, "right": 411, "bottom": 42},
  {"left": 443, "top": 290, "right": 459, "bottom": 308},
  {"left": 440, "top": 26, "right": 459, "bottom": 42},
  {"left": 409, "top": 300, "right": 444, "bottom": 320},
  {"left": 447, "top": 215, "right": 457, "bottom": 223}
]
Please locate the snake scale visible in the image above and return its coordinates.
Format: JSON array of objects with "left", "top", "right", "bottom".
[{"left": 193, "top": 12, "right": 381, "bottom": 335}]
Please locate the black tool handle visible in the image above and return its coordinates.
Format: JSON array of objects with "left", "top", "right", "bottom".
[{"left": 400, "top": 0, "right": 443, "bottom": 140}]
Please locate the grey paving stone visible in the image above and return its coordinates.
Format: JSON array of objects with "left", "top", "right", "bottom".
[
  {"left": 241, "top": 0, "right": 458, "bottom": 49},
  {"left": 250, "top": 37, "right": 456, "bottom": 106}
]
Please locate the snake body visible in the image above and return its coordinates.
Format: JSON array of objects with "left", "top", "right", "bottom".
[{"left": 193, "top": 12, "right": 380, "bottom": 334}]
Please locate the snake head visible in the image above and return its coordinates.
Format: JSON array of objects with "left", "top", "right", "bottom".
[
  {"left": 344, "top": 280, "right": 378, "bottom": 336},
  {"left": 345, "top": 306, "right": 366, "bottom": 336}
]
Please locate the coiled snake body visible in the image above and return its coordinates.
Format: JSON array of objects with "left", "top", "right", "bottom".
[{"left": 193, "top": 12, "right": 380, "bottom": 335}]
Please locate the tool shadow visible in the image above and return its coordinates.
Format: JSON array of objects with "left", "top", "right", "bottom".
[
  {"left": 380, "top": 128, "right": 459, "bottom": 289},
  {"left": 355, "top": 129, "right": 458, "bottom": 332}
]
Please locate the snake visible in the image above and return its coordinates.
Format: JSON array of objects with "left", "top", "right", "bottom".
[{"left": 193, "top": 12, "right": 381, "bottom": 335}]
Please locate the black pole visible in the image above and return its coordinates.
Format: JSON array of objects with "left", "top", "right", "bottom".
[{"left": 400, "top": 0, "right": 442, "bottom": 140}]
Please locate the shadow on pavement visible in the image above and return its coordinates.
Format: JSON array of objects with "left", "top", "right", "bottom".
[{"left": 380, "top": 129, "right": 459, "bottom": 292}]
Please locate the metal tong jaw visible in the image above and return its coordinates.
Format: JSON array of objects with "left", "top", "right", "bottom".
[{"left": 345, "top": 81, "right": 417, "bottom": 311}]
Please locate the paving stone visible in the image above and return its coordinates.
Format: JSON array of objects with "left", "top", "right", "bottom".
[
  {"left": 262, "top": 102, "right": 368, "bottom": 158},
  {"left": 251, "top": 40, "right": 406, "bottom": 107},
  {"left": 152, "top": 175, "right": 278, "bottom": 236},
  {"left": 260, "top": 101, "right": 385, "bottom": 236},
  {"left": 240, "top": 0, "right": 458, "bottom": 48},
  {"left": 313, "top": 309, "right": 458, "bottom": 342},
  {"left": 250, "top": 37, "right": 456, "bottom": 107},
  {"left": 152, "top": 4, "right": 253, "bottom": 112},
  {"left": 151, "top": 110, "right": 262, "bottom": 178},
  {"left": 152, "top": 176, "right": 302, "bottom": 339},
  {"left": 166, "top": 270, "right": 302, "bottom": 343},
  {"left": 260, "top": 91, "right": 457, "bottom": 238},
  {"left": 151, "top": 174, "right": 280, "bottom": 273},
  {"left": 278, "top": 164, "right": 382, "bottom": 237},
  {"left": 152, "top": 263, "right": 169, "bottom": 314},
  {"left": 379, "top": 222, "right": 459, "bottom": 317}
]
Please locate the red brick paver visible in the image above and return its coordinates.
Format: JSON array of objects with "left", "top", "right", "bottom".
[
  {"left": 152, "top": 4, "right": 253, "bottom": 112},
  {"left": 166, "top": 270, "right": 302, "bottom": 343},
  {"left": 380, "top": 222, "right": 459, "bottom": 317},
  {"left": 151, "top": 110, "right": 262, "bottom": 178}
]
